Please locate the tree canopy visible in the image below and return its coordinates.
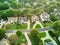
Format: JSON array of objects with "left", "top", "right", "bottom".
[{"left": 0, "top": 0, "right": 60, "bottom": 19}]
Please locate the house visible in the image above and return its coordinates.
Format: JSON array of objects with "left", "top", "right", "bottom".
[
  {"left": 0, "top": 19, "right": 4, "bottom": 28},
  {"left": 40, "top": 12, "right": 50, "bottom": 21},
  {"left": 7, "top": 17, "right": 18, "bottom": 24},
  {"left": 54, "top": 9, "right": 60, "bottom": 19},
  {"left": 18, "top": 17, "right": 27, "bottom": 24},
  {"left": 31, "top": 15, "right": 39, "bottom": 23}
]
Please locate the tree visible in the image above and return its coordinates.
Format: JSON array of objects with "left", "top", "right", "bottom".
[
  {"left": 48, "top": 31, "right": 56, "bottom": 37},
  {"left": 11, "top": 1, "right": 18, "bottom": 9},
  {"left": 50, "top": 14, "right": 58, "bottom": 22},
  {"left": 32, "top": 8, "right": 42, "bottom": 15},
  {"left": 39, "top": 40, "right": 43, "bottom": 45},
  {"left": 0, "top": 28, "right": 6, "bottom": 40},
  {"left": 0, "top": 2, "right": 10, "bottom": 10},
  {"left": 1, "top": 10, "right": 8, "bottom": 20},
  {"left": 8, "top": 35, "right": 18, "bottom": 45},
  {"left": 52, "top": 21, "right": 60, "bottom": 35},
  {"left": 30, "top": 29, "right": 39, "bottom": 38},
  {"left": 30, "top": 29, "right": 40, "bottom": 45},
  {"left": 16, "top": 31, "right": 22, "bottom": 37}
]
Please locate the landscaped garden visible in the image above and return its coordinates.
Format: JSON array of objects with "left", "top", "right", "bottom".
[
  {"left": 43, "top": 21, "right": 53, "bottom": 27},
  {"left": 48, "top": 21, "right": 60, "bottom": 45},
  {"left": 8, "top": 31, "right": 27, "bottom": 45},
  {"left": 44, "top": 39, "right": 53, "bottom": 45},
  {"left": 0, "top": 0, "right": 60, "bottom": 45},
  {"left": 35, "top": 24, "right": 41, "bottom": 28},
  {"left": 28, "top": 29, "right": 46, "bottom": 45}
]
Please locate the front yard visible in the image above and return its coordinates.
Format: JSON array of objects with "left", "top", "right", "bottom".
[
  {"left": 28, "top": 29, "right": 46, "bottom": 45},
  {"left": 42, "top": 21, "right": 53, "bottom": 27},
  {"left": 5, "top": 23, "right": 27, "bottom": 30},
  {"left": 8, "top": 31, "right": 27, "bottom": 45},
  {"left": 48, "top": 30, "right": 60, "bottom": 45}
]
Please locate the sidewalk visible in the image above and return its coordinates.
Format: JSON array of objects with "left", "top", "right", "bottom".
[{"left": 24, "top": 33, "right": 32, "bottom": 45}]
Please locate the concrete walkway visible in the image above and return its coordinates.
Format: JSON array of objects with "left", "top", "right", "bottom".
[
  {"left": 27, "top": 20, "right": 30, "bottom": 30},
  {"left": 24, "top": 33, "right": 32, "bottom": 45},
  {"left": 41, "top": 31, "right": 57, "bottom": 45},
  {"left": 33, "top": 21, "right": 57, "bottom": 45}
]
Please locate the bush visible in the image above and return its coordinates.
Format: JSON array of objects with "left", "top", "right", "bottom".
[
  {"left": 52, "top": 21, "right": 60, "bottom": 35},
  {"left": 39, "top": 40, "right": 43, "bottom": 45},
  {"left": 30, "top": 29, "right": 39, "bottom": 39},
  {"left": 50, "top": 14, "right": 58, "bottom": 22},
  {"left": 0, "top": 28, "right": 6, "bottom": 40},
  {"left": 16, "top": 31, "right": 22, "bottom": 37},
  {"left": 44, "top": 39, "right": 51, "bottom": 43},
  {"left": 48, "top": 31, "right": 56, "bottom": 37},
  {"left": 8, "top": 35, "right": 18, "bottom": 45},
  {"left": 29, "top": 29, "right": 40, "bottom": 45}
]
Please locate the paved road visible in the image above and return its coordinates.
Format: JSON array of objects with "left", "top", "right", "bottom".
[{"left": 6, "top": 26, "right": 52, "bottom": 33}]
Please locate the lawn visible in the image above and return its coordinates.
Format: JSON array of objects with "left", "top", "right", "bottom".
[
  {"left": 28, "top": 34, "right": 40, "bottom": 45},
  {"left": 38, "top": 32, "right": 46, "bottom": 38},
  {"left": 43, "top": 21, "right": 53, "bottom": 27},
  {"left": 5, "top": 23, "right": 27, "bottom": 30},
  {"left": 16, "top": 24, "right": 27, "bottom": 29},
  {"left": 16, "top": 34, "right": 27, "bottom": 45},
  {"left": 30, "top": 22, "right": 41, "bottom": 29},
  {"left": 35, "top": 24, "right": 41, "bottom": 28},
  {"left": 8, "top": 34, "right": 27, "bottom": 45},
  {"left": 48, "top": 30, "right": 60, "bottom": 45},
  {"left": 28, "top": 32, "right": 46, "bottom": 45}
]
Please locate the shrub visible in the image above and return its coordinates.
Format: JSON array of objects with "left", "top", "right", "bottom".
[
  {"left": 48, "top": 31, "right": 56, "bottom": 37},
  {"left": 39, "top": 40, "right": 43, "bottom": 45},
  {"left": 16, "top": 31, "right": 22, "bottom": 37},
  {"left": 0, "top": 28, "right": 6, "bottom": 40},
  {"left": 44, "top": 39, "right": 51, "bottom": 43},
  {"left": 8, "top": 35, "right": 18, "bottom": 45}
]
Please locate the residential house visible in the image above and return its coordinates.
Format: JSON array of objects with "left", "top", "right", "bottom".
[
  {"left": 31, "top": 15, "right": 39, "bottom": 23},
  {"left": 18, "top": 17, "right": 27, "bottom": 24},
  {"left": 54, "top": 9, "right": 60, "bottom": 19},
  {"left": 7, "top": 17, "right": 18, "bottom": 24},
  {"left": 40, "top": 12, "right": 50, "bottom": 21}
]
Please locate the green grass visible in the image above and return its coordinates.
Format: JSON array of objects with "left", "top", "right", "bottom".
[
  {"left": 6, "top": 23, "right": 27, "bottom": 30},
  {"left": 35, "top": 24, "right": 41, "bottom": 28},
  {"left": 48, "top": 30, "right": 60, "bottom": 45},
  {"left": 43, "top": 21, "right": 53, "bottom": 27},
  {"left": 16, "top": 24, "right": 27, "bottom": 29},
  {"left": 28, "top": 34, "right": 40, "bottom": 45},
  {"left": 8, "top": 34, "right": 27, "bottom": 45},
  {"left": 38, "top": 32, "right": 46, "bottom": 38},
  {"left": 28, "top": 32, "right": 45, "bottom": 45},
  {"left": 16, "top": 34, "right": 27, "bottom": 45},
  {"left": 5, "top": 24, "right": 17, "bottom": 30}
]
